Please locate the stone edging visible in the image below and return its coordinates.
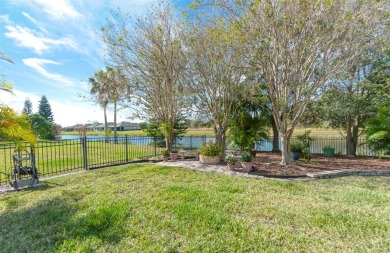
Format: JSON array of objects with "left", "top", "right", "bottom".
[{"left": 307, "top": 170, "right": 390, "bottom": 179}]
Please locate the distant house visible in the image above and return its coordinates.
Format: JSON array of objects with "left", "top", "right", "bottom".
[
  {"left": 62, "top": 123, "right": 101, "bottom": 132},
  {"left": 95, "top": 122, "right": 141, "bottom": 131},
  {"left": 63, "top": 122, "right": 141, "bottom": 132},
  {"left": 62, "top": 124, "right": 84, "bottom": 132}
]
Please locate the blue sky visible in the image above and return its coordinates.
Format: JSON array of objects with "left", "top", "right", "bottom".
[{"left": 1, "top": 0, "right": 190, "bottom": 127}]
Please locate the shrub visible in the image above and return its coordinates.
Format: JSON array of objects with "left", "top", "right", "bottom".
[
  {"left": 290, "top": 142, "right": 304, "bottom": 152},
  {"left": 241, "top": 152, "right": 253, "bottom": 162},
  {"left": 198, "top": 142, "right": 222, "bottom": 156},
  {"left": 161, "top": 149, "right": 169, "bottom": 157},
  {"left": 225, "top": 155, "right": 237, "bottom": 165}
]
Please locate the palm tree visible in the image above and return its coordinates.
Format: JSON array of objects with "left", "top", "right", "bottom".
[
  {"left": 106, "top": 66, "right": 129, "bottom": 142},
  {"left": 89, "top": 67, "right": 129, "bottom": 142},
  {"left": 0, "top": 51, "right": 14, "bottom": 94},
  {"left": 89, "top": 70, "right": 110, "bottom": 136},
  {"left": 0, "top": 106, "right": 37, "bottom": 148},
  {"left": 0, "top": 52, "right": 36, "bottom": 147}
]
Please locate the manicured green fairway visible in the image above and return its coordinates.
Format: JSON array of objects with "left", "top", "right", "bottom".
[{"left": 1, "top": 164, "right": 389, "bottom": 252}]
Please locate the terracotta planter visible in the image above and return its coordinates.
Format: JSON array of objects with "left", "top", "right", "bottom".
[
  {"left": 170, "top": 153, "right": 178, "bottom": 161},
  {"left": 199, "top": 155, "right": 220, "bottom": 165},
  {"left": 241, "top": 162, "right": 253, "bottom": 172},
  {"left": 162, "top": 156, "right": 169, "bottom": 162},
  {"left": 227, "top": 164, "right": 236, "bottom": 170}
]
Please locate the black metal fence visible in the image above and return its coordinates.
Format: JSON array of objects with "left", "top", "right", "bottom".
[
  {"left": 256, "top": 136, "right": 381, "bottom": 157},
  {"left": 0, "top": 135, "right": 382, "bottom": 186},
  {"left": 0, "top": 136, "right": 164, "bottom": 186}
]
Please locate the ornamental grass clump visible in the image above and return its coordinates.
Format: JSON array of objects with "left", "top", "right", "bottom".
[{"left": 198, "top": 142, "right": 222, "bottom": 157}]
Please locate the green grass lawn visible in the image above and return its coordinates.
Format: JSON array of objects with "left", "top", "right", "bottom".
[
  {"left": 1, "top": 164, "right": 389, "bottom": 252},
  {"left": 63, "top": 128, "right": 216, "bottom": 137},
  {"left": 0, "top": 141, "right": 163, "bottom": 184}
]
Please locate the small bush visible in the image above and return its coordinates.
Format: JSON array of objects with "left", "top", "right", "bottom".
[
  {"left": 225, "top": 156, "right": 237, "bottom": 165},
  {"left": 161, "top": 149, "right": 169, "bottom": 157},
  {"left": 290, "top": 142, "right": 304, "bottom": 152},
  {"left": 198, "top": 142, "right": 222, "bottom": 156},
  {"left": 241, "top": 152, "right": 253, "bottom": 162}
]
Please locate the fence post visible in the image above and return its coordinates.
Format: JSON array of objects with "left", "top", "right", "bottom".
[
  {"left": 82, "top": 136, "right": 88, "bottom": 170},
  {"left": 30, "top": 145, "right": 36, "bottom": 171},
  {"left": 125, "top": 135, "right": 129, "bottom": 162}
]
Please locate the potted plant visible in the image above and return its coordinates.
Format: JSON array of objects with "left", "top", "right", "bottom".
[
  {"left": 290, "top": 142, "right": 304, "bottom": 160},
  {"left": 161, "top": 149, "right": 169, "bottom": 162},
  {"left": 170, "top": 149, "right": 178, "bottom": 161},
  {"left": 198, "top": 142, "right": 222, "bottom": 165},
  {"left": 225, "top": 156, "right": 237, "bottom": 170},
  {"left": 323, "top": 146, "right": 335, "bottom": 157},
  {"left": 241, "top": 152, "right": 253, "bottom": 172}
]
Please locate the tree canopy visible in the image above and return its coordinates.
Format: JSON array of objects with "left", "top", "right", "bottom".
[
  {"left": 38, "top": 95, "right": 54, "bottom": 123},
  {"left": 22, "top": 98, "right": 33, "bottom": 115}
]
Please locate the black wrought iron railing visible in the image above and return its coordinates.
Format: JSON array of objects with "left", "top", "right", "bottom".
[{"left": 0, "top": 135, "right": 383, "bottom": 186}]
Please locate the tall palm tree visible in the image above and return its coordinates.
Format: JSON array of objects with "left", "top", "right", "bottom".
[
  {"left": 89, "top": 70, "right": 110, "bottom": 135},
  {"left": 89, "top": 67, "right": 129, "bottom": 142},
  {"left": 106, "top": 66, "right": 129, "bottom": 142}
]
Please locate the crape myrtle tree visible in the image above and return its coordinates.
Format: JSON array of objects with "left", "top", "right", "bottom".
[
  {"left": 215, "top": 0, "right": 388, "bottom": 165},
  {"left": 183, "top": 15, "right": 247, "bottom": 154},
  {"left": 102, "top": 2, "right": 188, "bottom": 151},
  {"left": 38, "top": 95, "right": 54, "bottom": 123}
]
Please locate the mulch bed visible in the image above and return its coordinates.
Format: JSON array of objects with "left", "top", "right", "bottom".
[{"left": 249, "top": 152, "right": 390, "bottom": 177}]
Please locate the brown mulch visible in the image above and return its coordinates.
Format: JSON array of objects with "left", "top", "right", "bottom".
[{"left": 250, "top": 152, "right": 390, "bottom": 178}]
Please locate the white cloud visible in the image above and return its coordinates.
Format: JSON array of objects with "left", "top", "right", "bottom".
[
  {"left": 0, "top": 15, "right": 11, "bottom": 24},
  {"left": 31, "top": 0, "right": 83, "bottom": 21},
  {"left": 4, "top": 25, "right": 78, "bottom": 54},
  {"left": 22, "top": 58, "right": 75, "bottom": 87},
  {"left": 21, "top": 11, "right": 49, "bottom": 34}
]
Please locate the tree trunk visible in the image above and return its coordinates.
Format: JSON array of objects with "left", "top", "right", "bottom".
[
  {"left": 345, "top": 114, "right": 356, "bottom": 156},
  {"left": 271, "top": 119, "right": 280, "bottom": 152},
  {"left": 113, "top": 101, "right": 117, "bottom": 144},
  {"left": 166, "top": 135, "right": 172, "bottom": 151},
  {"left": 280, "top": 133, "right": 292, "bottom": 165},
  {"left": 164, "top": 121, "right": 174, "bottom": 152},
  {"left": 103, "top": 105, "right": 108, "bottom": 143},
  {"left": 214, "top": 124, "right": 227, "bottom": 155}
]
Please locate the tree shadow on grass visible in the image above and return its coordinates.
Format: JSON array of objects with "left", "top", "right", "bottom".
[
  {"left": 0, "top": 195, "right": 76, "bottom": 252},
  {"left": 0, "top": 193, "right": 132, "bottom": 252}
]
